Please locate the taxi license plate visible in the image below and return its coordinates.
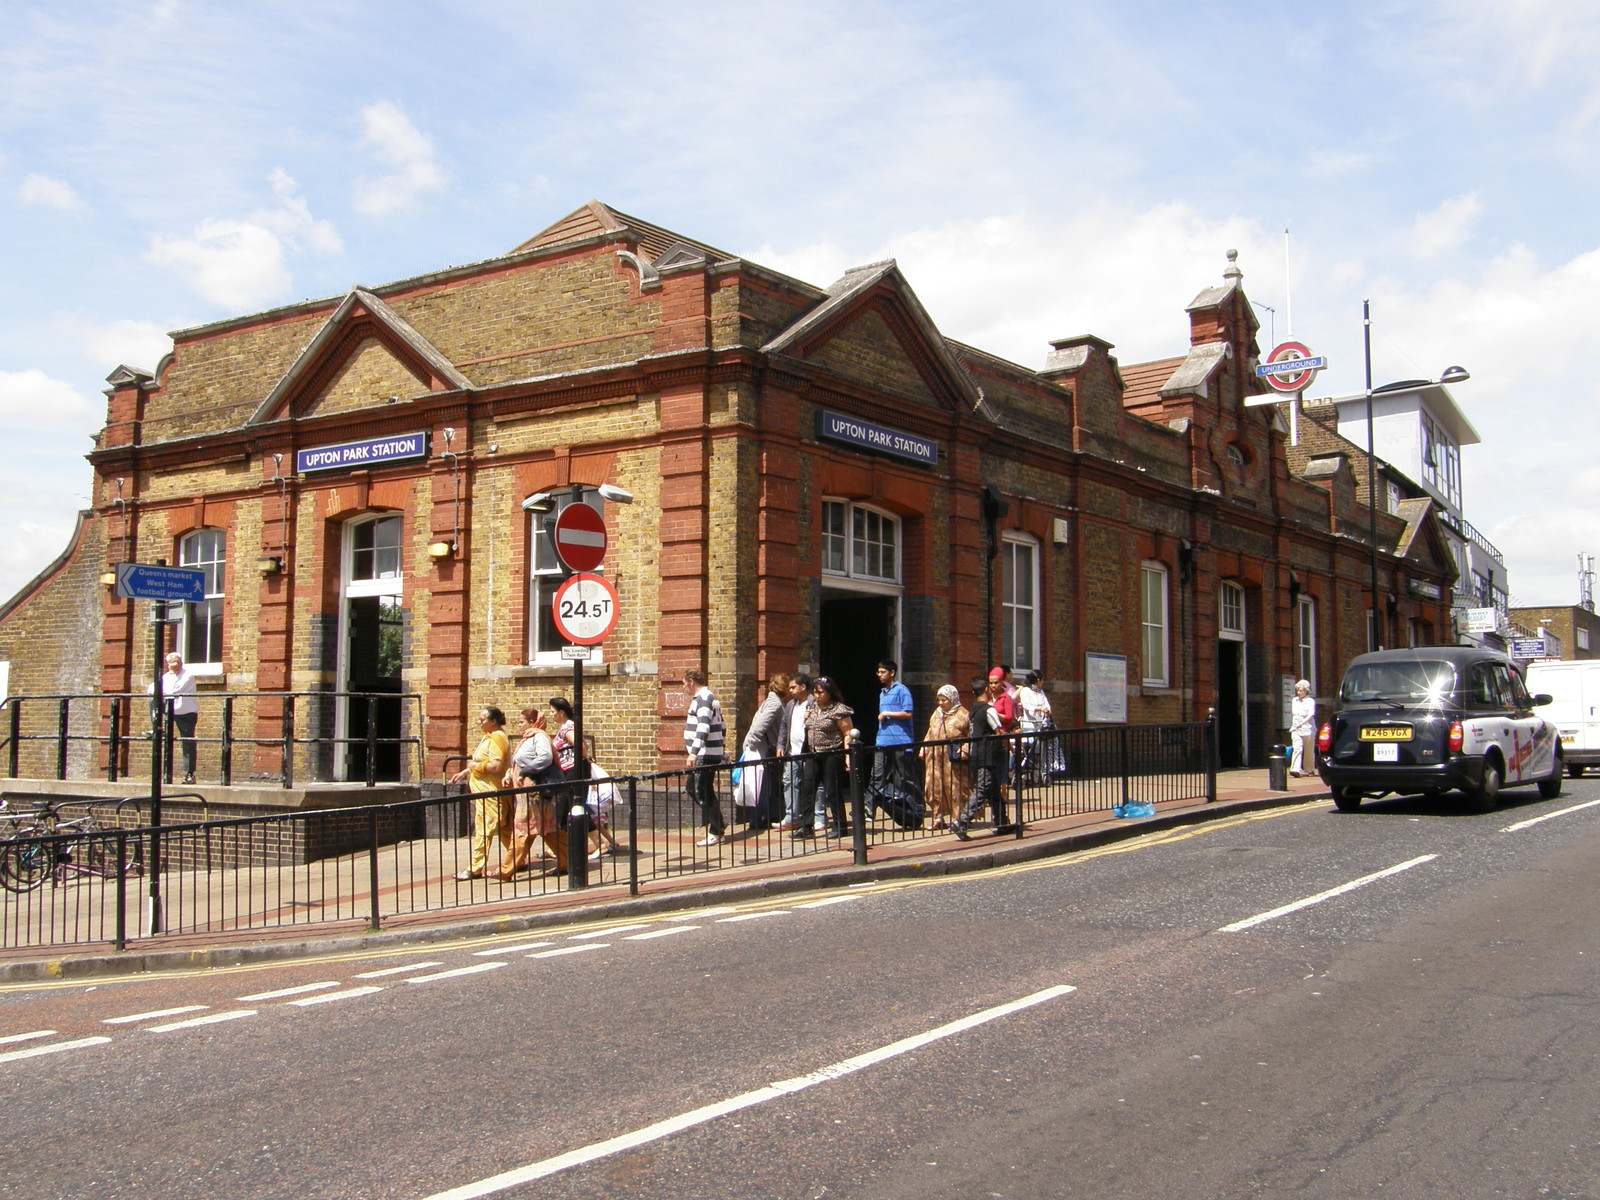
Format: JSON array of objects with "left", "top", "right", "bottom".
[
  {"left": 1359, "top": 726, "right": 1412, "bottom": 742},
  {"left": 1372, "top": 743, "right": 1399, "bottom": 762}
]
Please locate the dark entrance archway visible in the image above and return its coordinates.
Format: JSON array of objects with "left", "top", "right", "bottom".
[
  {"left": 819, "top": 592, "right": 895, "bottom": 746},
  {"left": 1216, "top": 638, "right": 1246, "bottom": 769}
]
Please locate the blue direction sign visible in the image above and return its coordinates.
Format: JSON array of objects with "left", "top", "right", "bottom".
[{"left": 114, "top": 563, "right": 206, "bottom": 603}]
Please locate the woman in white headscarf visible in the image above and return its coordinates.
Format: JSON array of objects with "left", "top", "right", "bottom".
[
  {"left": 919, "top": 684, "right": 972, "bottom": 830},
  {"left": 1289, "top": 680, "right": 1317, "bottom": 776}
]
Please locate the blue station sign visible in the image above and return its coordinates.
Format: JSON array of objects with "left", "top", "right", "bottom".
[
  {"left": 296, "top": 431, "right": 428, "bottom": 475},
  {"left": 817, "top": 410, "right": 938, "bottom": 466},
  {"left": 114, "top": 563, "right": 206, "bottom": 603}
]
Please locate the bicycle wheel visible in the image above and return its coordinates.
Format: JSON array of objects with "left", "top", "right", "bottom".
[{"left": 0, "top": 833, "right": 52, "bottom": 892}]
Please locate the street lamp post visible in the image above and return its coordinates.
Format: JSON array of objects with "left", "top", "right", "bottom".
[{"left": 1355, "top": 299, "right": 1470, "bottom": 651}]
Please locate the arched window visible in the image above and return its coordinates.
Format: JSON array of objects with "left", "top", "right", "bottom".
[
  {"left": 1296, "top": 595, "right": 1318, "bottom": 691},
  {"left": 180, "top": 529, "right": 226, "bottom": 669},
  {"left": 1219, "top": 581, "right": 1245, "bottom": 641},
  {"left": 821, "top": 500, "right": 900, "bottom": 585},
  {"left": 1001, "top": 533, "right": 1039, "bottom": 671},
  {"left": 526, "top": 490, "right": 607, "bottom": 663},
  {"left": 1141, "top": 561, "right": 1169, "bottom": 687}
]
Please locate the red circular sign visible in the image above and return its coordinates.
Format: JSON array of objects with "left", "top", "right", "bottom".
[
  {"left": 1262, "top": 340, "right": 1325, "bottom": 394},
  {"left": 552, "top": 503, "right": 608, "bottom": 573},
  {"left": 551, "top": 573, "right": 619, "bottom": 645}
]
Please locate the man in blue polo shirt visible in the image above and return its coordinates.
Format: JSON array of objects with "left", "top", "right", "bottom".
[{"left": 872, "top": 659, "right": 914, "bottom": 801}]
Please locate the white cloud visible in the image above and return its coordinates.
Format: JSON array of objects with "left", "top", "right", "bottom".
[
  {"left": 352, "top": 100, "right": 446, "bottom": 216},
  {"left": 0, "top": 369, "right": 99, "bottom": 434},
  {"left": 147, "top": 217, "right": 291, "bottom": 309},
  {"left": 145, "top": 170, "right": 339, "bottom": 310},
  {"left": 55, "top": 316, "right": 174, "bottom": 374},
  {"left": 18, "top": 173, "right": 86, "bottom": 211},
  {"left": 759, "top": 201, "right": 1277, "bottom": 371},
  {"left": 1407, "top": 193, "right": 1482, "bottom": 260}
]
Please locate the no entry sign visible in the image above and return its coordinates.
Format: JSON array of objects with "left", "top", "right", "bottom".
[
  {"left": 551, "top": 573, "right": 619, "bottom": 645},
  {"left": 552, "top": 502, "right": 608, "bottom": 573}
]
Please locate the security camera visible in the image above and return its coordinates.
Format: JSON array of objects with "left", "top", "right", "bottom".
[
  {"left": 596, "top": 483, "right": 635, "bottom": 505},
  {"left": 521, "top": 492, "right": 554, "bottom": 513}
]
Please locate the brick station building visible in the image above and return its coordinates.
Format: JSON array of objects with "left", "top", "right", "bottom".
[{"left": 0, "top": 202, "right": 1457, "bottom": 781}]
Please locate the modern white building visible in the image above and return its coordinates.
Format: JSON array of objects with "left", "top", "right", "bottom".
[{"left": 1321, "top": 379, "right": 1509, "bottom": 647}]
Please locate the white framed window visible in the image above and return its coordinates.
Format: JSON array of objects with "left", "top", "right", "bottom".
[
  {"left": 1219, "top": 581, "right": 1245, "bottom": 642},
  {"left": 527, "top": 492, "right": 607, "bottom": 663},
  {"left": 820, "top": 500, "right": 899, "bottom": 585},
  {"left": 1141, "top": 562, "right": 1169, "bottom": 687},
  {"left": 179, "top": 528, "right": 226, "bottom": 671},
  {"left": 348, "top": 515, "right": 402, "bottom": 588},
  {"left": 1578, "top": 628, "right": 1591, "bottom": 652},
  {"left": 1000, "top": 534, "right": 1039, "bottom": 671},
  {"left": 1296, "top": 595, "right": 1317, "bottom": 691}
]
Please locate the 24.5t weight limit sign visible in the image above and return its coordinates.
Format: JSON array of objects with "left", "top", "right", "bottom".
[{"left": 551, "top": 573, "right": 619, "bottom": 645}]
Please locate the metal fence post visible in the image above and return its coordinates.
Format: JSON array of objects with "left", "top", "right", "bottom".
[
  {"left": 1119, "top": 724, "right": 1132, "bottom": 811},
  {"left": 368, "top": 808, "right": 381, "bottom": 931},
  {"left": 56, "top": 697, "right": 70, "bottom": 780},
  {"left": 221, "top": 696, "right": 234, "bottom": 786},
  {"left": 849, "top": 737, "right": 868, "bottom": 866},
  {"left": 1205, "top": 711, "right": 1218, "bottom": 804},
  {"left": 5, "top": 700, "right": 17, "bottom": 778},
  {"left": 627, "top": 777, "right": 639, "bottom": 898},
  {"left": 115, "top": 830, "right": 128, "bottom": 951},
  {"left": 282, "top": 699, "right": 295, "bottom": 789},
  {"left": 109, "top": 696, "right": 123, "bottom": 783},
  {"left": 365, "top": 695, "right": 377, "bottom": 788}
]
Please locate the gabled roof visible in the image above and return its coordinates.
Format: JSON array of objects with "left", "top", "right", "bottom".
[
  {"left": 1393, "top": 495, "right": 1458, "bottom": 583},
  {"left": 247, "top": 289, "right": 473, "bottom": 425},
  {"left": 762, "top": 260, "right": 981, "bottom": 411},
  {"left": 512, "top": 199, "right": 734, "bottom": 264}
]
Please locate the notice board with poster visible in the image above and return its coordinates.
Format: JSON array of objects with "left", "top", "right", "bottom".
[{"left": 1086, "top": 653, "right": 1128, "bottom": 724}]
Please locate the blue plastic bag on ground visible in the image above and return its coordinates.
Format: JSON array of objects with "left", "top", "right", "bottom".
[{"left": 1113, "top": 800, "right": 1156, "bottom": 819}]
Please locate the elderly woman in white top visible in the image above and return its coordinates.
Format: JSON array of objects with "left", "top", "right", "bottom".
[{"left": 1289, "top": 679, "right": 1317, "bottom": 776}]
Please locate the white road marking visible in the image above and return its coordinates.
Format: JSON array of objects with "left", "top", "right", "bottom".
[
  {"left": 529, "top": 944, "right": 607, "bottom": 958},
  {"left": 624, "top": 926, "right": 698, "bottom": 940},
  {"left": 104, "top": 1005, "right": 208, "bottom": 1025},
  {"left": 472, "top": 942, "right": 550, "bottom": 956},
  {"left": 666, "top": 907, "right": 734, "bottom": 921},
  {"left": 0, "top": 1036, "right": 112, "bottom": 1064},
  {"left": 717, "top": 910, "right": 789, "bottom": 923},
  {"left": 404, "top": 963, "right": 509, "bottom": 984},
  {"left": 237, "top": 981, "right": 341, "bottom": 1002},
  {"left": 0, "top": 1030, "right": 55, "bottom": 1045},
  {"left": 288, "top": 986, "right": 384, "bottom": 1006},
  {"left": 355, "top": 961, "right": 445, "bottom": 978},
  {"left": 569, "top": 924, "right": 649, "bottom": 939},
  {"left": 794, "top": 895, "right": 861, "bottom": 909},
  {"left": 418, "top": 984, "right": 1077, "bottom": 1200},
  {"left": 149, "top": 1010, "right": 257, "bottom": 1032},
  {"left": 1218, "top": 855, "right": 1440, "bottom": 932},
  {"left": 1501, "top": 797, "right": 1600, "bottom": 833}
]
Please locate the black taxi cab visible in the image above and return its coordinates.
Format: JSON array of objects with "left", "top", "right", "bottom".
[{"left": 1317, "top": 646, "right": 1564, "bottom": 812}]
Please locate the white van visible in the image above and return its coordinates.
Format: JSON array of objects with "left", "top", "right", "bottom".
[{"left": 1525, "top": 660, "right": 1600, "bottom": 777}]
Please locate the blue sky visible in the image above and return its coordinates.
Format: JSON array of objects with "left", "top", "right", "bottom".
[{"left": 2, "top": 0, "right": 1597, "bottom": 608}]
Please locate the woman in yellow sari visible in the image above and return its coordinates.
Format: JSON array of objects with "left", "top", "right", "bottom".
[{"left": 919, "top": 684, "right": 972, "bottom": 830}]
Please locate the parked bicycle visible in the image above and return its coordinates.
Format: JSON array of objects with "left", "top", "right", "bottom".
[{"left": 0, "top": 799, "right": 140, "bottom": 893}]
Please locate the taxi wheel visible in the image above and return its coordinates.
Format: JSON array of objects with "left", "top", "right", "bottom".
[
  {"left": 1539, "top": 754, "right": 1564, "bottom": 799},
  {"left": 1462, "top": 760, "right": 1502, "bottom": 813},
  {"left": 1568, "top": 763, "right": 1585, "bottom": 779},
  {"left": 1332, "top": 786, "right": 1363, "bottom": 812}
]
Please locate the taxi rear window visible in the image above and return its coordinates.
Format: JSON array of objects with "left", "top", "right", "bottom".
[{"left": 1340, "top": 660, "right": 1456, "bottom": 706}]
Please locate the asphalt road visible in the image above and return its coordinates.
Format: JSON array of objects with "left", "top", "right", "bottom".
[{"left": 4, "top": 778, "right": 1599, "bottom": 1199}]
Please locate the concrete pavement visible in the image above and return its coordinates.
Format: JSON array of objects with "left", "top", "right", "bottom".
[{"left": 0, "top": 767, "right": 1330, "bottom": 984}]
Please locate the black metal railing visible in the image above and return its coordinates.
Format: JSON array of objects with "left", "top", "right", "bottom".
[
  {"left": 0, "top": 720, "right": 1215, "bottom": 951},
  {"left": 0, "top": 690, "right": 425, "bottom": 787}
]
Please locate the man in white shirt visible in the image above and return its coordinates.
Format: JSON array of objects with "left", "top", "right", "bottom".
[{"left": 149, "top": 651, "right": 200, "bottom": 784}]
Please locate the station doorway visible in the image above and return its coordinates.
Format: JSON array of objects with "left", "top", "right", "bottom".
[
  {"left": 1216, "top": 638, "right": 1247, "bottom": 769},
  {"left": 818, "top": 590, "right": 898, "bottom": 747},
  {"left": 339, "top": 516, "right": 404, "bottom": 781}
]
